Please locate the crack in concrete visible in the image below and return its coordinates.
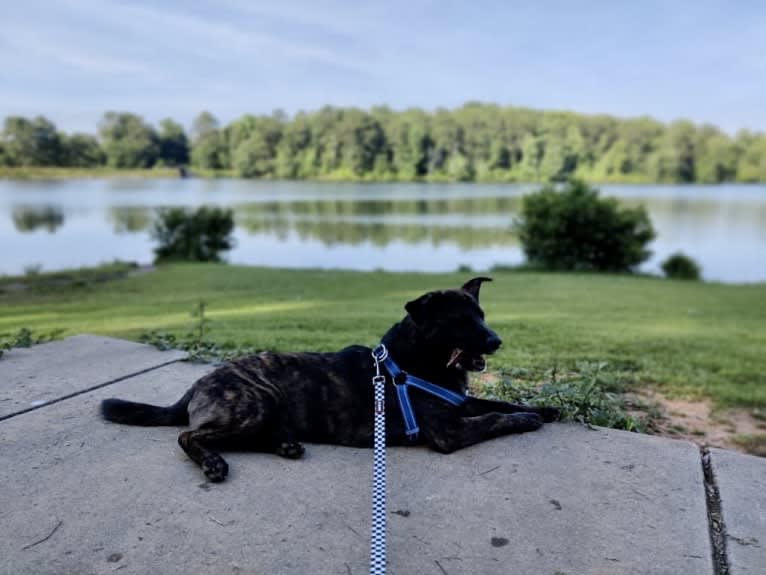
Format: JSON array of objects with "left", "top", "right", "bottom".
[
  {"left": 701, "top": 447, "right": 731, "bottom": 575},
  {"left": 0, "top": 358, "right": 183, "bottom": 423}
]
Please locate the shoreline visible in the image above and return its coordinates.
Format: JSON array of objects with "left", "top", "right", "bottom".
[{"left": 1, "top": 166, "right": 763, "bottom": 185}]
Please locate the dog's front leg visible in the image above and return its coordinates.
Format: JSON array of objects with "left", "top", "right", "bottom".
[
  {"left": 460, "top": 397, "right": 559, "bottom": 422},
  {"left": 424, "top": 412, "right": 543, "bottom": 454}
]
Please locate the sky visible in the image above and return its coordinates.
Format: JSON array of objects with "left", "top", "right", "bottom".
[{"left": 2, "top": 0, "right": 764, "bottom": 133}]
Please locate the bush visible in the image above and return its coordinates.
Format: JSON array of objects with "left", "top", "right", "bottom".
[
  {"left": 516, "top": 179, "right": 656, "bottom": 272},
  {"left": 151, "top": 206, "right": 235, "bottom": 263},
  {"left": 661, "top": 252, "right": 701, "bottom": 280}
]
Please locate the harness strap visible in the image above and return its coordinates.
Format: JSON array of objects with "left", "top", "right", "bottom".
[{"left": 374, "top": 344, "right": 466, "bottom": 438}]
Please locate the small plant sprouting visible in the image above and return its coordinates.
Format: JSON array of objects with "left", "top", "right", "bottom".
[
  {"left": 190, "top": 300, "right": 209, "bottom": 349},
  {"left": 140, "top": 301, "right": 256, "bottom": 363},
  {"left": 0, "top": 327, "right": 64, "bottom": 359}
]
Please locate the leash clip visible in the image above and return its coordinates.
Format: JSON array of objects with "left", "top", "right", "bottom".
[
  {"left": 371, "top": 343, "right": 388, "bottom": 364},
  {"left": 371, "top": 344, "right": 388, "bottom": 385}
]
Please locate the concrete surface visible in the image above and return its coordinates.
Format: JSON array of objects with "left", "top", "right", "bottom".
[
  {"left": 1, "top": 336, "right": 763, "bottom": 575},
  {"left": 0, "top": 334, "right": 185, "bottom": 420},
  {"left": 710, "top": 448, "right": 766, "bottom": 574}
]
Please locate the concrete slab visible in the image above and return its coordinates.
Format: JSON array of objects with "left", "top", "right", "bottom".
[
  {"left": 0, "top": 334, "right": 184, "bottom": 420},
  {"left": 0, "top": 360, "right": 713, "bottom": 575},
  {"left": 710, "top": 448, "right": 766, "bottom": 574}
]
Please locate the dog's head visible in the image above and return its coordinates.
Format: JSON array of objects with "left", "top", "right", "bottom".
[{"left": 405, "top": 277, "right": 501, "bottom": 372}]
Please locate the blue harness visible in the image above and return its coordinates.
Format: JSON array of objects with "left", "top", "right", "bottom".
[{"left": 372, "top": 343, "right": 466, "bottom": 438}]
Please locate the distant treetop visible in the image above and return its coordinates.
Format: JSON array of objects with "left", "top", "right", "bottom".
[{"left": 1, "top": 104, "right": 764, "bottom": 183}]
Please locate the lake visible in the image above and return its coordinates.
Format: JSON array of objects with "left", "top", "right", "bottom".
[{"left": 1, "top": 179, "right": 765, "bottom": 283}]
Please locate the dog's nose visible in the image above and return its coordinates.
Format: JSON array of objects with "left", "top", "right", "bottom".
[{"left": 486, "top": 334, "right": 502, "bottom": 352}]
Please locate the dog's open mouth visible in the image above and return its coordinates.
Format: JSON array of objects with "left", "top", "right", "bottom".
[{"left": 446, "top": 348, "right": 487, "bottom": 372}]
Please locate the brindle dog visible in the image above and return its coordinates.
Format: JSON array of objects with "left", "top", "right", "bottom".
[{"left": 102, "top": 277, "right": 559, "bottom": 482}]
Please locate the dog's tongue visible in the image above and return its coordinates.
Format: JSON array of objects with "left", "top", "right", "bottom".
[{"left": 446, "top": 348, "right": 463, "bottom": 368}]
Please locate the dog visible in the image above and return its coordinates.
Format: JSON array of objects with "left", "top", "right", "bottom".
[{"left": 101, "top": 277, "right": 559, "bottom": 482}]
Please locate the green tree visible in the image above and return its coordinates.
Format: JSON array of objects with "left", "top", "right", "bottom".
[
  {"left": 446, "top": 152, "right": 474, "bottom": 181},
  {"left": 388, "top": 109, "right": 431, "bottom": 178},
  {"left": 695, "top": 126, "right": 737, "bottom": 183},
  {"left": 275, "top": 113, "right": 312, "bottom": 178},
  {"left": 234, "top": 132, "right": 277, "bottom": 177},
  {"left": 63, "top": 133, "right": 105, "bottom": 167},
  {"left": 157, "top": 119, "right": 189, "bottom": 166},
  {"left": 1, "top": 116, "right": 63, "bottom": 166},
  {"left": 229, "top": 112, "right": 284, "bottom": 177},
  {"left": 734, "top": 130, "right": 766, "bottom": 182},
  {"left": 336, "top": 110, "right": 385, "bottom": 176},
  {"left": 190, "top": 111, "right": 226, "bottom": 170},
  {"left": 98, "top": 112, "right": 159, "bottom": 168},
  {"left": 1, "top": 104, "right": 764, "bottom": 182},
  {"left": 648, "top": 120, "right": 696, "bottom": 182}
]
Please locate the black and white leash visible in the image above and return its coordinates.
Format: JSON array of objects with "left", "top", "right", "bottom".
[{"left": 369, "top": 344, "right": 389, "bottom": 575}]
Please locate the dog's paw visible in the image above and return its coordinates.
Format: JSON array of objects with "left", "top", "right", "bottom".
[
  {"left": 202, "top": 455, "right": 229, "bottom": 482},
  {"left": 276, "top": 441, "right": 306, "bottom": 459},
  {"left": 512, "top": 412, "right": 544, "bottom": 432},
  {"left": 537, "top": 406, "right": 561, "bottom": 423}
]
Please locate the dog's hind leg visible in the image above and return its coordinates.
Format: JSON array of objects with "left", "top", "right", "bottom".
[
  {"left": 270, "top": 413, "right": 305, "bottom": 459},
  {"left": 178, "top": 426, "right": 233, "bottom": 482},
  {"left": 424, "top": 412, "right": 543, "bottom": 454},
  {"left": 179, "top": 399, "right": 304, "bottom": 481},
  {"left": 179, "top": 394, "right": 279, "bottom": 482}
]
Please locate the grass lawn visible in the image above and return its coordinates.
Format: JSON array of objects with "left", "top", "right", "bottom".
[{"left": 1, "top": 263, "right": 765, "bottom": 409}]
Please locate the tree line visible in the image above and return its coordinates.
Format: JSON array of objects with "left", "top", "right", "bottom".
[{"left": 1, "top": 104, "right": 764, "bottom": 183}]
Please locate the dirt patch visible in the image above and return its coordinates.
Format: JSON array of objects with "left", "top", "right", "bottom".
[
  {"left": 630, "top": 390, "right": 766, "bottom": 457},
  {"left": 475, "top": 371, "right": 766, "bottom": 458}
]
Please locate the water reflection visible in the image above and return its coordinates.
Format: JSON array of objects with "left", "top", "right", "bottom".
[
  {"left": 109, "top": 206, "right": 152, "bottom": 234},
  {"left": 236, "top": 196, "right": 522, "bottom": 216},
  {"left": 104, "top": 201, "right": 519, "bottom": 248},
  {"left": 238, "top": 217, "right": 516, "bottom": 248},
  {"left": 12, "top": 205, "right": 65, "bottom": 233},
  {"left": 0, "top": 180, "right": 765, "bottom": 282}
]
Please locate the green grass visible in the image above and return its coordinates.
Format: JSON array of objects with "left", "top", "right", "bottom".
[{"left": 1, "top": 264, "right": 765, "bottom": 409}]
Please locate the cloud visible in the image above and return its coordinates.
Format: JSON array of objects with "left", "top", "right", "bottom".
[
  {"left": 56, "top": 0, "right": 370, "bottom": 72},
  {"left": 1, "top": 0, "right": 763, "bottom": 133},
  {"left": 2, "top": 28, "right": 151, "bottom": 76}
]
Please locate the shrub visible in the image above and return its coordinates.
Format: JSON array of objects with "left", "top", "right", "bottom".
[
  {"left": 1, "top": 328, "right": 63, "bottom": 359},
  {"left": 480, "top": 361, "right": 644, "bottom": 431},
  {"left": 151, "top": 206, "right": 235, "bottom": 263},
  {"left": 516, "top": 179, "right": 656, "bottom": 272},
  {"left": 661, "top": 252, "right": 701, "bottom": 280}
]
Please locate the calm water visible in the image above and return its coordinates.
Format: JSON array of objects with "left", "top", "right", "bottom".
[{"left": 1, "top": 179, "right": 765, "bottom": 283}]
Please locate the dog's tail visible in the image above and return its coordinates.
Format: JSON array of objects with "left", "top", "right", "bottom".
[{"left": 101, "top": 389, "right": 192, "bottom": 426}]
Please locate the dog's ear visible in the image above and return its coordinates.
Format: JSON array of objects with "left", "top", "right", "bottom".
[
  {"left": 460, "top": 277, "right": 492, "bottom": 302},
  {"left": 405, "top": 292, "right": 435, "bottom": 324}
]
